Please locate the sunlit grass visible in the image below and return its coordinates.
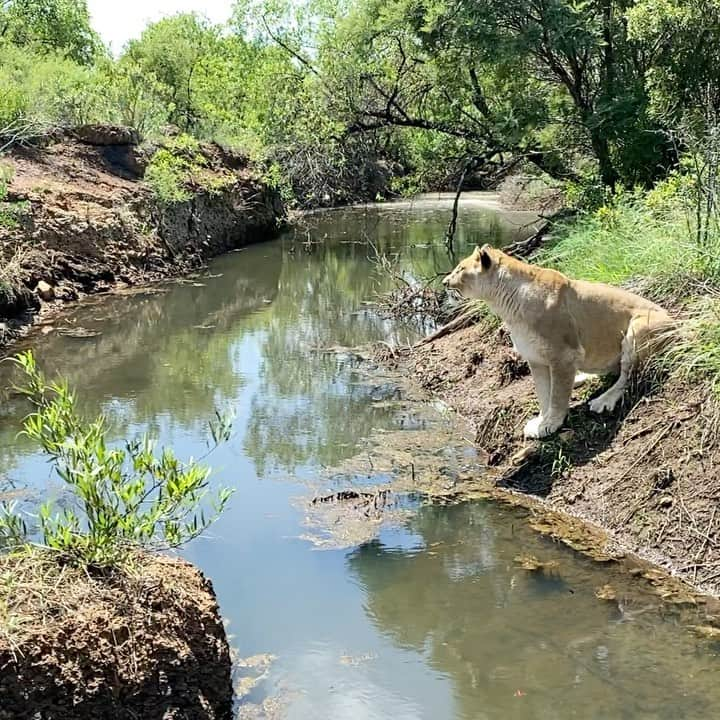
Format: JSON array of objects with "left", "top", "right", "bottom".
[{"left": 539, "top": 203, "right": 705, "bottom": 287}]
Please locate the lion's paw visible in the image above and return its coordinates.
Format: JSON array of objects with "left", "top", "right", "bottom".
[
  {"left": 523, "top": 415, "right": 561, "bottom": 439},
  {"left": 589, "top": 393, "right": 619, "bottom": 414}
]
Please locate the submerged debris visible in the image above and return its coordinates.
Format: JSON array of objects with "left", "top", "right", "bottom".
[
  {"left": 595, "top": 584, "right": 617, "bottom": 601},
  {"left": 301, "top": 485, "right": 411, "bottom": 549},
  {"left": 514, "top": 554, "right": 559, "bottom": 572},
  {"left": 689, "top": 625, "right": 720, "bottom": 641},
  {"left": 57, "top": 326, "right": 102, "bottom": 338},
  {"left": 235, "top": 653, "right": 276, "bottom": 700},
  {"left": 312, "top": 488, "right": 392, "bottom": 515}
]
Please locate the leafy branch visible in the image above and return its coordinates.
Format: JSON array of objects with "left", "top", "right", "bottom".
[{"left": 0, "top": 351, "right": 234, "bottom": 568}]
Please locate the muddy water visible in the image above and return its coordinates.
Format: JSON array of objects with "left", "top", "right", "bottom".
[{"left": 2, "top": 194, "right": 720, "bottom": 719}]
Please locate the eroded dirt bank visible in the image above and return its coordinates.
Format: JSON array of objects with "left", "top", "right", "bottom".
[
  {"left": 385, "top": 323, "right": 720, "bottom": 598},
  {"left": 0, "top": 125, "right": 284, "bottom": 349},
  {"left": 0, "top": 552, "right": 232, "bottom": 720}
]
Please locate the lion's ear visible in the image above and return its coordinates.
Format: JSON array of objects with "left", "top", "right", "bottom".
[{"left": 480, "top": 248, "right": 492, "bottom": 270}]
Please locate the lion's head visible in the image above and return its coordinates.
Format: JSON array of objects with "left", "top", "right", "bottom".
[{"left": 442, "top": 244, "right": 495, "bottom": 297}]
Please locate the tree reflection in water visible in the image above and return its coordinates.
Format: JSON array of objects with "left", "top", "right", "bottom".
[{"left": 348, "top": 502, "right": 720, "bottom": 720}]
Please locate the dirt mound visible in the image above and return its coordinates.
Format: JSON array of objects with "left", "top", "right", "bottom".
[
  {"left": 0, "top": 127, "right": 284, "bottom": 348},
  {"left": 0, "top": 551, "right": 232, "bottom": 720},
  {"left": 397, "top": 323, "right": 720, "bottom": 596}
]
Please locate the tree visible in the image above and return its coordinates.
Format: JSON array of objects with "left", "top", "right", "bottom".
[
  {"left": 256, "top": 0, "right": 675, "bottom": 187},
  {"left": 124, "top": 14, "right": 223, "bottom": 133},
  {"left": 628, "top": 0, "right": 720, "bottom": 123},
  {"left": 0, "top": 0, "right": 100, "bottom": 65}
]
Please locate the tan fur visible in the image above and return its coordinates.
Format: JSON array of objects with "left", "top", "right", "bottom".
[{"left": 443, "top": 245, "right": 672, "bottom": 439}]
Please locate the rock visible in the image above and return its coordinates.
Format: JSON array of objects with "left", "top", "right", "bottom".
[
  {"left": 0, "top": 285, "right": 39, "bottom": 317},
  {"left": 559, "top": 429, "right": 576, "bottom": 444},
  {"left": 36, "top": 280, "right": 55, "bottom": 302},
  {"left": 72, "top": 124, "right": 140, "bottom": 146},
  {"left": 55, "top": 285, "right": 78, "bottom": 302}
]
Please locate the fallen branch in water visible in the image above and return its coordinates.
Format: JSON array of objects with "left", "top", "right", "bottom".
[{"left": 312, "top": 489, "right": 391, "bottom": 517}]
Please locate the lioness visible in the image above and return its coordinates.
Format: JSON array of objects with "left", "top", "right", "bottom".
[{"left": 443, "top": 245, "right": 671, "bottom": 439}]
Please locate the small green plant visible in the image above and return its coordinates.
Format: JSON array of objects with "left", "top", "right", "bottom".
[
  {"left": 551, "top": 447, "right": 572, "bottom": 479},
  {"left": 0, "top": 351, "right": 234, "bottom": 567},
  {"left": 0, "top": 165, "right": 26, "bottom": 229},
  {"left": 144, "top": 133, "right": 236, "bottom": 203}
]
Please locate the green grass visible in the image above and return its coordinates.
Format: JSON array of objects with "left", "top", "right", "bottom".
[
  {"left": 656, "top": 296, "right": 720, "bottom": 399},
  {"left": 539, "top": 201, "right": 705, "bottom": 288}
]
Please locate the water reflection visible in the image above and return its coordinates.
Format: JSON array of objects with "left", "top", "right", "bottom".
[
  {"left": 349, "top": 503, "right": 720, "bottom": 720},
  {"left": 0, "top": 198, "right": 532, "bottom": 481}
]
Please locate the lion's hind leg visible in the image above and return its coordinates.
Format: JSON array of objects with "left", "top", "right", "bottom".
[{"left": 589, "top": 313, "right": 661, "bottom": 414}]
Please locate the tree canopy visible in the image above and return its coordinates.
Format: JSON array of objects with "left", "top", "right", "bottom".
[{"left": 2, "top": 0, "right": 720, "bottom": 204}]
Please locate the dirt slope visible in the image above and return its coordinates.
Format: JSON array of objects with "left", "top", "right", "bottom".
[
  {"left": 0, "top": 553, "right": 233, "bottom": 720},
  {"left": 393, "top": 323, "right": 720, "bottom": 597},
  {"left": 0, "top": 126, "right": 284, "bottom": 348}
]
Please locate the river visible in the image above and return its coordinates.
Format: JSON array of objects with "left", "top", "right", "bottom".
[{"left": 2, "top": 194, "right": 720, "bottom": 719}]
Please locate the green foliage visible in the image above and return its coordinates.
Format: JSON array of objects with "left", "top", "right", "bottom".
[
  {"left": 0, "top": 164, "right": 29, "bottom": 229},
  {"left": 124, "top": 13, "right": 220, "bottom": 133},
  {"left": 0, "top": 351, "right": 234, "bottom": 567},
  {"left": 0, "top": 43, "right": 111, "bottom": 129},
  {"left": 628, "top": 0, "right": 720, "bottom": 126},
  {"left": 145, "top": 149, "right": 196, "bottom": 204},
  {"left": 4, "top": 0, "right": 720, "bottom": 205},
  {"left": 0, "top": 0, "right": 100, "bottom": 65},
  {"left": 144, "top": 134, "right": 237, "bottom": 204}
]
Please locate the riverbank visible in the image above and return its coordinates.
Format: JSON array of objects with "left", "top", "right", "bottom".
[
  {"left": 0, "top": 125, "right": 285, "bottom": 351},
  {"left": 0, "top": 550, "right": 233, "bottom": 719},
  {"left": 384, "top": 317, "right": 720, "bottom": 598}
]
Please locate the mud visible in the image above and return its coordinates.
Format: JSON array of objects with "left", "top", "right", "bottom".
[{"left": 0, "top": 551, "right": 233, "bottom": 720}]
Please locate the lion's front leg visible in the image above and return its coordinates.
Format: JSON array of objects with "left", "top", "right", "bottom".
[
  {"left": 523, "top": 363, "right": 575, "bottom": 439},
  {"left": 524, "top": 363, "right": 550, "bottom": 439}
]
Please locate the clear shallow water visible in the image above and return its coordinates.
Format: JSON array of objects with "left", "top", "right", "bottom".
[{"left": 2, "top": 196, "right": 720, "bottom": 719}]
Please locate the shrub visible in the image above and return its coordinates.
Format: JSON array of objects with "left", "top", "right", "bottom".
[
  {"left": 144, "top": 146, "right": 195, "bottom": 203},
  {"left": 0, "top": 44, "right": 110, "bottom": 129},
  {"left": 144, "top": 133, "right": 235, "bottom": 203},
  {"left": 0, "top": 351, "right": 234, "bottom": 567}
]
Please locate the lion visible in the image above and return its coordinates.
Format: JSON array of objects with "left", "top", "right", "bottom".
[{"left": 442, "top": 244, "right": 672, "bottom": 439}]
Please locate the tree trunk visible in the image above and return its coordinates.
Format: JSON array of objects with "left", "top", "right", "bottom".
[
  {"left": 590, "top": 127, "right": 619, "bottom": 186},
  {"left": 601, "top": 0, "right": 615, "bottom": 98}
]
